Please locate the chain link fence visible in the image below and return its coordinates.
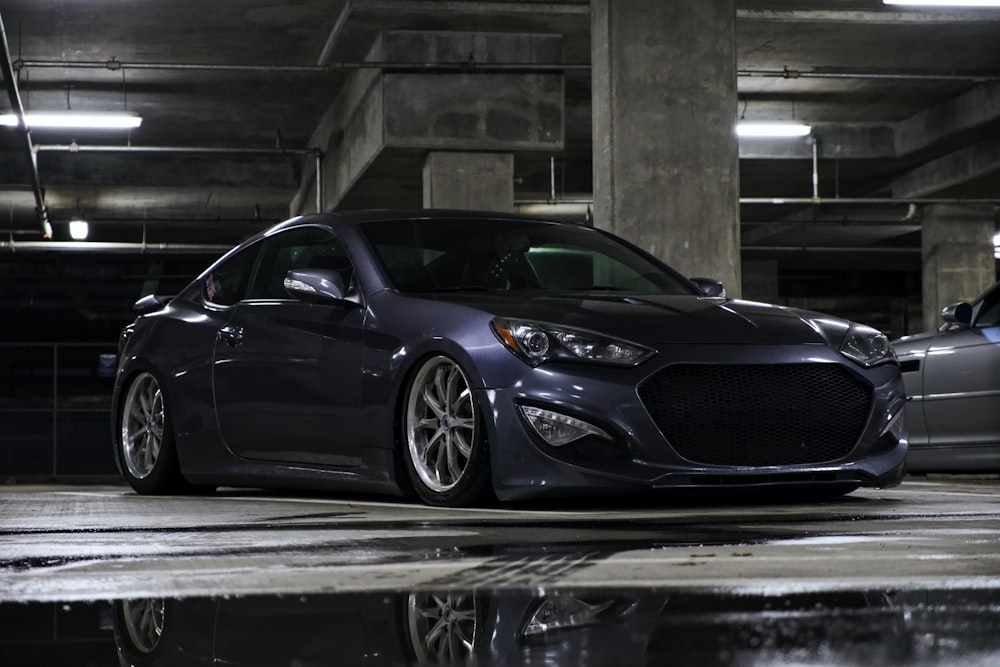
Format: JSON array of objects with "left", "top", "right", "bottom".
[{"left": 1, "top": 343, "right": 119, "bottom": 478}]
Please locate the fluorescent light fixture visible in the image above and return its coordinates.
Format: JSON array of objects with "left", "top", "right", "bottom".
[
  {"left": 884, "top": 0, "right": 1000, "bottom": 6},
  {"left": 68, "top": 220, "right": 89, "bottom": 240},
  {"left": 736, "top": 122, "right": 812, "bottom": 138},
  {"left": 0, "top": 112, "right": 142, "bottom": 129},
  {"left": 993, "top": 231, "right": 1000, "bottom": 259}
]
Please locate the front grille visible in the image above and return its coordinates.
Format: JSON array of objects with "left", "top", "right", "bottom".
[{"left": 637, "top": 363, "right": 872, "bottom": 466}]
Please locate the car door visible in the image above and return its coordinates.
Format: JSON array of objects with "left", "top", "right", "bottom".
[
  {"left": 212, "top": 226, "right": 366, "bottom": 467},
  {"left": 921, "top": 284, "right": 1000, "bottom": 447}
]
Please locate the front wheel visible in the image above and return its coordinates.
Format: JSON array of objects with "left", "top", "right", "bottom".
[
  {"left": 402, "top": 355, "right": 493, "bottom": 507},
  {"left": 403, "top": 592, "right": 480, "bottom": 663},
  {"left": 118, "top": 371, "right": 187, "bottom": 494}
]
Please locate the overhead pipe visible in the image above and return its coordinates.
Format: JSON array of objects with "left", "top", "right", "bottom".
[
  {"left": 517, "top": 196, "right": 1000, "bottom": 207},
  {"left": 0, "top": 11, "right": 50, "bottom": 237},
  {"left": 0, "top": 240, "right": 231, "bottom": 253},
  {"left": 739, "top": 196, "right": 1000, "bottom": 205},
  {"left": 811, "top": 138, "right": 819, "bottom": 201},
  {"left": 35, "top": 143, "right": 315, "bottom": 156},
  {"left": 0, "top": 239, "right": 923, "bottom": 256},
  {"left": 743, "top": 246, "right": 919, "bottom": 254},
  {"left": 315, "top": 150, "right": 324, "bottom": 213},
  {"left": 738, "top": 67, "right": 1000, "bottom": 83},
  {"left": 15, "top": 56, "right": 1000, "bottom": 83},
  {"left": 15, "top": 56, "right": 590, "bottom": 74}
]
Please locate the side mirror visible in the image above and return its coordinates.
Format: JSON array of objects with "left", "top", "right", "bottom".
[
  {"left": 284, "top": 268, "right": 347, "bottom": 303},
  {"left": 133, "top": 293, "right": 172, "bottom": 313},
  {"left": 690, "top": 277, "right": 726, "bottom": 298},
  {"left": 941, "top": 302, "right": 973, "bottom": 326}
]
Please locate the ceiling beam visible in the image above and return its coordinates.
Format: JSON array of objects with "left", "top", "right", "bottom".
[
  {"left": 896, "top": 81, "right": 1000, "bottom": 156},
  {"left": 891, "top": 134, "right": 1000, "bottom": 198},
  {"left": 736, "top": 8, "right": 1000, "bottom": 24}
]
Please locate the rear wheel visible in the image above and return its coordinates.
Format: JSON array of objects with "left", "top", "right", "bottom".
[
  {"left": 119, "top": 371, "right": 187, "bottom": 494},
  {"left": 402, "top": 355, "right": 492, "bottom": 507}
]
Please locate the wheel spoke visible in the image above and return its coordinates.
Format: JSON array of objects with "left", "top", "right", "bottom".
[
  {"left": 142, "top": 434, "right": 156, "bottom": 471},
  {"left": 446, "top": 437, "right": 464, "bottom": 481},
  {"left": 450, "top": 416, "right": 474, "bottom": 431},
  {"left": 434, "top": 438, "right": 450, "bottom": 484},
  {"left": 425, "top": 618, "right": 448, "bottom": 654},
  {"left": 451, "top": 431, "right": 473, "bottom": 459},
  {"left": 137, "top": 387, "right": 151, "bottom": 418},
  {"left": 453, "top": 386, "right": 472, "bottom": 410},
  {"left": 444, "top": 365, "right": 460, "bottom": 403},
  {"left": 421, "top": 385, "right": 445, "bottom": 418},
  {"left": 129, "top": 402, "right": 146, "bottom": 423}
]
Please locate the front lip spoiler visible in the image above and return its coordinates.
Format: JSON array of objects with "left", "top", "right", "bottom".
[{"left": 650, "top": 463, "right": 905, "bottom": 490}]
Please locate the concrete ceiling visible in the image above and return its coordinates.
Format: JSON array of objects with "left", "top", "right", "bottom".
[{"left": 2, "top": 0, "right": 1000, "bottom": 260}]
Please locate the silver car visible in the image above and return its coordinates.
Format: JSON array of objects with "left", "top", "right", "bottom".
[{"left": 892, "top": 280, "right": 1000, "bottom": 472}]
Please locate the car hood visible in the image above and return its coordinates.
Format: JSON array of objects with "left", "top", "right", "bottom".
[{"left": 424, "top": 292, "right": 850, "bottom": 347}]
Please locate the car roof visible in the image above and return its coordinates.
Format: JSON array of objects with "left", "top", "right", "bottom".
[{"left": 330, "top": 209, "right": 566, "bottom": 225}]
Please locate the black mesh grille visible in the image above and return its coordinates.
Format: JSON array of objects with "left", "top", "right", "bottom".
[{"left": 637, "top": 363, "right": 872, "bottom": 466}]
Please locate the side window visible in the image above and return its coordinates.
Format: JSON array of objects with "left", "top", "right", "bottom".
[
  {"left": 204, "top": 245, "right": 259, "bottom": 306},
  {"left": 245, "top": 227, "right": 354, "bottom": 300},
  {"left": 974, "top": 287, "right": 1000, "bottom": 328}
]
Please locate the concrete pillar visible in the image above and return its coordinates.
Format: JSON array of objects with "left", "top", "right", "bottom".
[
  {"left": 422, "top": 152, "right": 514, "bottom": 211},
  {"left": 921, "top": 203, "right": 996, "bottom": 332},
  {"left": 741, "top": 258, "right": 779, "bottom": 303},
  {"left": 591, "top": 0, "right": 741, "bottom": 296}
]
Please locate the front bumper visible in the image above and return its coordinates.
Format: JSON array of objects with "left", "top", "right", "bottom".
[{"left": 482, "top": 344, "right": 908, "bottom": 501}]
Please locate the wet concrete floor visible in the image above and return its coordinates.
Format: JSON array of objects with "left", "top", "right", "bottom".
[{"left": 1, "top": 477, "right": 998, "bottom": 665}]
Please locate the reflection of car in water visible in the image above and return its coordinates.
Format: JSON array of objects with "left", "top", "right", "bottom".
[
  {"left": 110, "top": 588, "right": 1000, "bottom": 667},
  {"left": 112, "top": 591, "right": 659, "bottom": 667},
  {"left": 892, "top": 280, "right": 1000, "bottom": 472}
]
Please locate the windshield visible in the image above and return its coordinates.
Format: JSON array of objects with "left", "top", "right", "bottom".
[{"left": 358, "top": 217, "right": 697, "bottom": 295}]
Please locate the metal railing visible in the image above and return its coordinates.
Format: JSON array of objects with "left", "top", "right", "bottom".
[{"left": 0, "top": 342, "right": 119, "bottom": 478}]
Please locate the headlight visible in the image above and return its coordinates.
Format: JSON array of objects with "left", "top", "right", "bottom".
[
  {"left": 520, "top": 406, "right": 612, "bottom": 446},
  {"left": 840, "top": 323, "right": 894, "bottom": 367},
  {"left": 491, "top": 318, "right": 654, "bottom": 367}
]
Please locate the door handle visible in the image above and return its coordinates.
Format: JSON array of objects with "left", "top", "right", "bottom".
[{"left": 218, "top": 325, "right": 244, "bottom": 347}]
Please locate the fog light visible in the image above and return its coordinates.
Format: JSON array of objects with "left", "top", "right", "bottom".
[
  {"left": 880, "top": 408, "right": 905, "bottom": 440},
  {"left": 520, "top": 406, "right": 611, "bottom": 446}
]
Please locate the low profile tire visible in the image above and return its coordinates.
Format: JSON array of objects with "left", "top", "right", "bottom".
[
  {"left": 119, "top": 371, "right": 188, "bottom": 494},
  {"left": 402, "top": 355, "right": 492, "bottom": 507}
]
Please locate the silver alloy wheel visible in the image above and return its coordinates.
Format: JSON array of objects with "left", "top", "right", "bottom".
[
  {"left": 120, "top": 372, "right": 165, "bottom": 480},
  {"left": 121, "top": 598, "right": 165, "bottom": 654},
  {"left": 406, "top": 356, "right": 477, "bottom": 493},
  {"left": 406, "top": 593, "right": 477, "bottom": 662}
]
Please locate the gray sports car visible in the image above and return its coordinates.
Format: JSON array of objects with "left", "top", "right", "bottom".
[
  {"left": 892, "top": 280, "right": 1000, "bottom": 472},
  {"left": 112, "top": 210, "right": 907, "bottom": 506}
]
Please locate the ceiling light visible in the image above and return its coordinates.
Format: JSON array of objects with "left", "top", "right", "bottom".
[
  {"left": 68, "top": 220, "right": 89, "bottom": 240},
  {"left": 993, "top": 231, "right": 1000, "bottom": 259},
  {"left": 884, "top": 0, "right": 1000, "bottom": 5},
  {"left": 736, "top": 122, "right": 812, "bottom": 138},
  {"left": 0, "top": 112, "right": 142, "bottom": 129}
]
